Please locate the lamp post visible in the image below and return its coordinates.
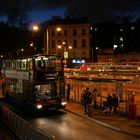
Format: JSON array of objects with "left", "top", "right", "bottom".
[
  {"left": 55, "top": 27, "right": 73, "bottom": 67},
  {"left": 32, "top": 25, "right": 39, "bottom": 31},
  {"left": 32, "top": 25, "right": 40, "bottom": 54},
  {"left": 57, "top": 42, "right": 72, "bottom": 67},
  {"left": 62, "top": 41, "right": 73, "bottom": 68},
  {"left": 46, "top": 29, "right": 49, "bottom": 55},
  {"left": 90, "top": 26, "right": 98, "bottom": 62},
  {"left": 63, "top": 41, "right": 68, "bottom": 68}
]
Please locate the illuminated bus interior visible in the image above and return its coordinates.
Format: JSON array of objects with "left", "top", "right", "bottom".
[{"left": 35, "top": 56, "right": 62, "bottom": 70}]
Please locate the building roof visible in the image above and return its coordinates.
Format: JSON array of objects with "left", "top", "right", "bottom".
[{"left": 47, "top": 16, "right": 90, "bottom": 25}]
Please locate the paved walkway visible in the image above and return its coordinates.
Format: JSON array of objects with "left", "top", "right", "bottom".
[{"left": 65, "top": 101, "right": 140, "bottom": 138}]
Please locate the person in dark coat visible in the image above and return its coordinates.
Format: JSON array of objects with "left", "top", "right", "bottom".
[
  {"left": 112, "top": 94, "right": 119, "bottom": 113},
  {"left": 66, "top": 84, "right": 71, "bottom": 101},
  {"left": 83, "top": 88, "right": 92, "bottom": 114},
  {"left": 107, "top": 93, "right": 112, "bottom": 105},
  {"left": 103, "top": 93, "right": 112, "bottom": 113}
]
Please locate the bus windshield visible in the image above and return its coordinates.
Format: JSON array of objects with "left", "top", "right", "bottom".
[{"left": 35, "top": 56, "right": 62, "bottom": 70}]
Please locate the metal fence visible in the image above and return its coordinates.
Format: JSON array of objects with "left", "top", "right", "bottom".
[{"left": 0, "top": 105, "right": 55, "bottom": 140}]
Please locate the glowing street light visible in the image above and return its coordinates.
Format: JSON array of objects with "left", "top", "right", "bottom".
[
  {"left": 32, "top": 25, "right": 39, "bottom": 32},
  {"left": 56, "top": 27, "right": 62, "bottom": 32}
]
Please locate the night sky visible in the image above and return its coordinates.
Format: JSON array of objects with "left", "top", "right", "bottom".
[{"left": 0, "top": 0, "right": 140, "bottom": 24}]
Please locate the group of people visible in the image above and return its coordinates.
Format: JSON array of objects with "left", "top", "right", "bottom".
[
  {"left": 103, "top": 93, "right": 119, "bottom": 114},
  {"left": 82, "top": 87, "right": 119, "bottom": 115},
  {"left": 66, "top": 84, "right": 119, "bottom": 114}
]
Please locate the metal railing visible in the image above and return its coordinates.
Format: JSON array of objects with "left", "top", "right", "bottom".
[{"left": 0, "top": 105, "right": 55, "bottom": 140}]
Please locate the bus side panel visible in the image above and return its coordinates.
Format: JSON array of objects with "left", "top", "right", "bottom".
[{"left": 23, "top": 80, "right": 31, "bottom": 98}]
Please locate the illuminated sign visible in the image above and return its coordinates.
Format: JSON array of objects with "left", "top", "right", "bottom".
[
  {"left": 44, "top": 73, "right": 57, "bottom": 80},
  {"left": 72, "top": 59, "right": 85, "bottom": 64},
  {"left": 36, "top": 72, "right": 58, "bottom": 82}
]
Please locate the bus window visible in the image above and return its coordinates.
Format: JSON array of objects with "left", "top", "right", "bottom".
[
  {"left": 16, "top": 60, "right": 21, "bottom": 70},
  {"left": 29, "top": 60, "right": 33, "bottom": 70},
  {"left": 35, "top": 57, "right": 46, "bottom": 69},
  {"left": 21, "top": 59, "right": 27, "bottom": 70},
  {"left": 55, "top": 58, "right": 62, "bottom": 70},
  {"left": 34, "top": 83, "right": 57, "bottom": 99}
]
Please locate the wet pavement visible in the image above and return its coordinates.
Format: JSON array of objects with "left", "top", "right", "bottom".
[
  {"left": 0, "top": 100, "right": 140, "bottom": 139},
  {"left": 65, "top": 101, "right": 140, "bottom": 138}
]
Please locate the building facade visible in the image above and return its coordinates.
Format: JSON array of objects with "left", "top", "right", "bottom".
[
  {"left": 43, "top": 17, "right": 140, "bottom": 66},
  {"left": 43, "top": 17, "right": 91, "bottom": 67}
]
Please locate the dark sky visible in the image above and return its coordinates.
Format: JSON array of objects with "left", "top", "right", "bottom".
[{"left": 0, "top": 0, "right": 140, "bottom": 24}]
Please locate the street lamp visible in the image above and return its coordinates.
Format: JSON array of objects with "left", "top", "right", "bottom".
[
  {"left": 63, "top": 41, "right": 68, "bottom": 67},
  {"left": 59, "top": 41, "right": 72, "bottom": 68},
  {"left": 32, "top": 24, "right": 44, "bottom": 54},
  {"left": 56, "top": 27, "right": 62, "bottom": 32},
  {"left": 32, "top": 25, "right": 39, "bottom": 32},
  {"left": 32, "top": 25, "right": 39, "bottom": 54},
  {"left": 55, "top": 27, "right": 73, "bottom": 67}
]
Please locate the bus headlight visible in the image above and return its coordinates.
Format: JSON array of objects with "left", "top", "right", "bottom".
[
  {"left": 37, "top": 104, "right": 42, "bottom": 109},
  {"left": 61, "top": 101, "right": 67, "bottom": 106}
]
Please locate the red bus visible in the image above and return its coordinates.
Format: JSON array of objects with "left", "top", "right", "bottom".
[{"left": 0, "top": 54, "right": 66, "bottom": 111}]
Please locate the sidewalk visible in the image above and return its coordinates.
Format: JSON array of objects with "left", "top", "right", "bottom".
[{"left": 65, "top": 101, "right": 140, "bottom": 138}]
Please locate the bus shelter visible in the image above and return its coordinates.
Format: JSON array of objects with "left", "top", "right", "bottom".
[{"left": 65, "top": 76, "right": 132, "bottom": 115}]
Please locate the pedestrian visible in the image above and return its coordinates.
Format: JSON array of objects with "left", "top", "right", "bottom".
[
  {"left": 66, "top": 84, "right": 71, "bottom": 101},
  {"left": 107, "top": 93, "right": 112, "bottom": 111},
  {"left": 112, "top": 94, "right": 119, "bottom": 113},
  {"left": 103, "top": 93, "right": 112, "bottom": 113},
  {"left": 83, "top": 87, "right": 92, "bottom": 114},
  {"left": 92, "top": 88, "right": 98, "bottom": 108}
]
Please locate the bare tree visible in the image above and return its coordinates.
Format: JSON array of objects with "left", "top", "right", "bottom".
[{"left": 6, "top": 7, "right": 30, "bottom": 29}]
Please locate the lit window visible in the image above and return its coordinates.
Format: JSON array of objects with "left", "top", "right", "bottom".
[
  {"left": 95, "top": 28, "right": 97, "bottom": 31},
  {"left": 120, "top": 37, "right": 123, "bottom": 41},
  {"left": 121, "top": 44, "right": 124, "bottom": 48},
  {"left": 131, "top": 26, "right": 135, "bottom": 30},
  {"left": 113, "top": 45, "right": 117, "bottom": 49}
]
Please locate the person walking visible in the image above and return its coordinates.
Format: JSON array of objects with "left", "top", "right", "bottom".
[
  {"left": 112, "top": 94, "right": 119, "bottom": 113},
  {"left": 66, "top": 84, "right": 71, "bottom": 101},
  {"left": 92, "top": 88, "right": 98, "bottom": 108},
  {"left": 83, "top": 87, "right": 92, "bottom": 114},
  {"left": 107, "top": 93, "right": 112, "bottom": 103},
  {"left": 106, "top": 93, "right": 113, "bottom": 113}
]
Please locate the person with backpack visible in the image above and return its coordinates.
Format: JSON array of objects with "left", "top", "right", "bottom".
[{"left": 83, "top": 87, "right": 93, "bottom": 114}]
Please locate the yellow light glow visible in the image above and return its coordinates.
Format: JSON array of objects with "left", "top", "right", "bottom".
[
  {"left": 68, "top": 46, "right": 72, "bottom": 49},
  {"left": 58, "top": 45, "right": 62, "bottom": 49},
  {"left": 32, "top": 25, "right": 39, "bottom": 31},
  {"left": 56, "top": 27, "right": 61, "bottom": 32}
]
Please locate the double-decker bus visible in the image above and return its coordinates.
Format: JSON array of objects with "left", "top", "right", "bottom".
[{"left": 0, "top": 54, "right": 66, "bottom": 111}]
